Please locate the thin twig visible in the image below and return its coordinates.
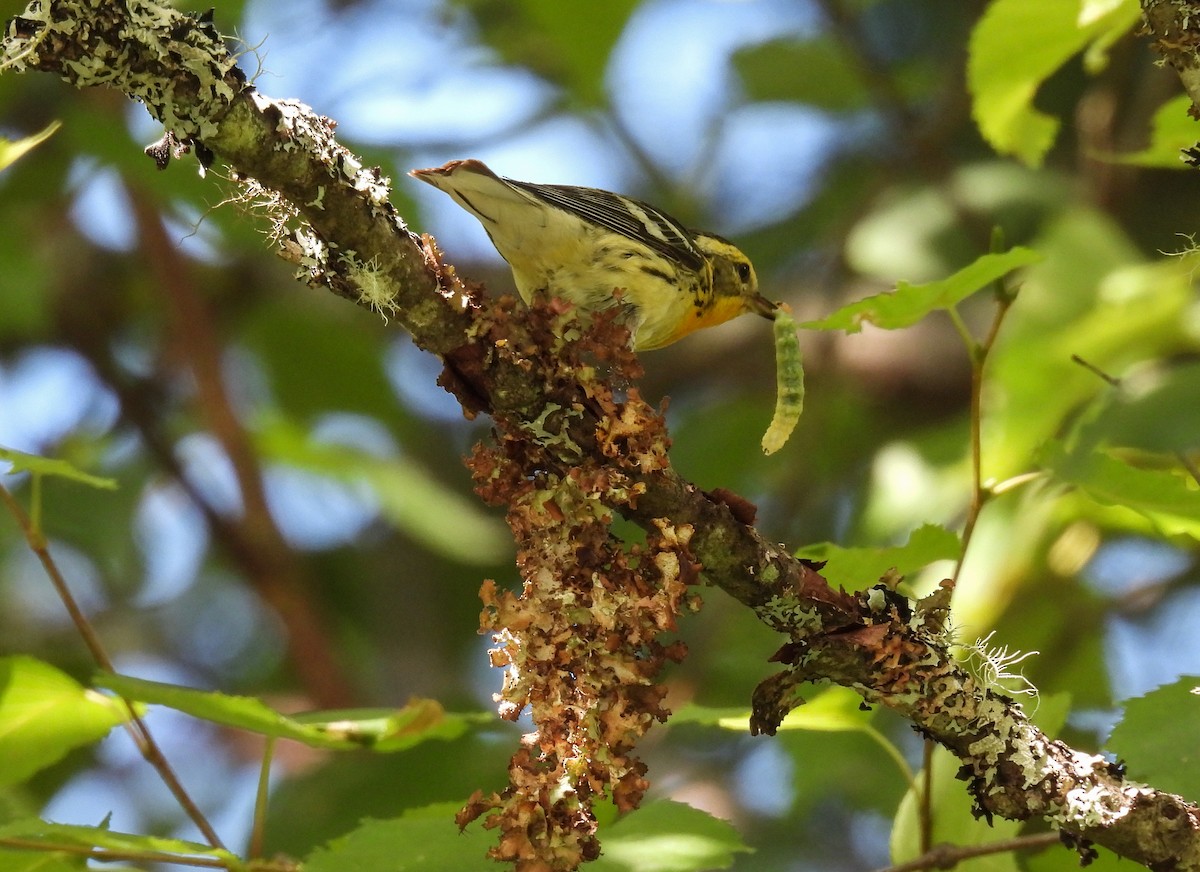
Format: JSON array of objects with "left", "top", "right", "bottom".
[
  {"left": 1071, "top": 353, "right": 1121, "bottom": 387},
  {"left": 0, "top": 482, "right": 225, "bottom": 849},
  {"left": 919, "top": 740, "right": 934, "bottom": 854},
  {"left": 950, "top": 281, "right": 1017, "bottom": 588},
  {"left": 873, "top": 830, "right": 1062, "bottom": 872},
  {"left": 249, "top": 738, "right": 276, "bottom": 860}
]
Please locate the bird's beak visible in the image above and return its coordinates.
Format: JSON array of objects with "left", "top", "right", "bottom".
[{"left": 748, "top": 294, "right": 780, "bottom": 319}]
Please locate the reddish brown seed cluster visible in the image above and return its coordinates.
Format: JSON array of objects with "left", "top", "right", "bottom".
[{"left": 458, "top": 301, "right": 699, "bottom": 870}]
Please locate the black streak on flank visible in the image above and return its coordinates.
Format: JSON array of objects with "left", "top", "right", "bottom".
[{"left": 637, "top": 263, "right": 674, "bottom": 283}]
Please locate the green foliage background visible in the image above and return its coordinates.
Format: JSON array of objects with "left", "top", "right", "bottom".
[{"left": 1, "top": 0, "right": 1199, "bottom": 869}]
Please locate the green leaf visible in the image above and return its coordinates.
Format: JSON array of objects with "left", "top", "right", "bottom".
[
  {"left": 733, "top": 38, "right": 867, "bottom": 110},
  {"left": 0, "top": 447, "right": 117, "bottom": 490},
  {"left": 794, "top": 523, "right": 960, "bottom": 589},
  {"left": 0, "top": 849, "right": 82, "bottom": 872},
  {"left": 94, "top": 672, "right": 476, "bottom": 751},
  {"left": 305, "top": 800, "right": 750, "bottom": 872},
  {"left": 674, "top": 686, "right": 871, "bottom": 733},
  {"left": 0, "top": 121, "right": 61, "bottom": 173},
  {"left": 0, "top": 819, "right": 237, "bottom": 867},
  {"left": 590, "top": 800, "right": 751, "bottom": 872},
  {"left": 1107, "top": 677, "right": 1200, "bottom": 804},
  {"left": 802, "top": 248, "right": 1042, "bottom": 333},
  {"left": 256, "top": 419, "right": 509, "bottom": 563},
  {"left": 1110, "top": 93, "right": 1197, "bottom": 168},
  {"left": 1041, "top": 442, "right": 1200, "bottom": 539},
  {"left": 968, "top": 0, "right": 1139, "bottom": 166},
  {"left": 1083, "top": 360, "right": 1200, "bottom": 453},
  {"left": 0, "top": 657, "right": 127, "bottom": 788},
  {"left": 303, "top": 804, "right": 492, "bottom": 872}
]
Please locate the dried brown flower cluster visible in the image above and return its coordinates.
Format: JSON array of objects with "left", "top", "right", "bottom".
[{"left": 458, "top": 302, "right": 700, "bottom": 870}]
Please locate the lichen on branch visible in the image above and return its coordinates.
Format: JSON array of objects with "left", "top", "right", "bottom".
[{"left": 7, "top": 0, "right": 1200, "bottom": 868}]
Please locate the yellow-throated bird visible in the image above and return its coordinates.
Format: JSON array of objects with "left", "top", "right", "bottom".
[{"left": 410, "top": 159, "right": 776, "bottom": 350}]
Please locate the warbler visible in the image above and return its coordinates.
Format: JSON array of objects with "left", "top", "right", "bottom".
[{"left": 409, "top": 159, "right": 776, "bottom": 350}]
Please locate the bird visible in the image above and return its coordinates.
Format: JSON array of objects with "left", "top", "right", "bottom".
[{"left": 409, "top": 159, "right": 776, "bottom": 351}]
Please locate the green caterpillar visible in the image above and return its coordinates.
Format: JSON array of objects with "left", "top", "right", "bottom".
[{"left": 762, "top": 306, "right": 804, "bottom": 455}]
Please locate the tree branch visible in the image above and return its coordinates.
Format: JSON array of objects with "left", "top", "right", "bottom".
[{"left": 5, "top": 1, "right": 1200, "bottom": 868}]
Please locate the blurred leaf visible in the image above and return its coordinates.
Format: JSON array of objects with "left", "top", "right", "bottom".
[
  {"left": 0, "top": 657, "right": 126, "bottom": 789},
  {"left": 1081, "top": 360, "right": 1200, "bottom": 453},
  {"left": 304, "top": 804, "right": 491, "bottom": 872},
  {"left": 676, "top": 688, "right": 913, "bottom": 785},
  {"left": 733, "top": 38, "right": 867, "bottom": 110},
  {"left": 95, "top": 672, "right": 476, "bottom": 750},
  {"left": 985, "top": 212, "right": 1194, "bottom": 478},
  {"left": 1107, "top": 677, "right": 1200, "bottom": 803},
  {"left": 0, "top": 447, "right": 117, "bottom": 490},
  {"left": 1041, "top": 442, "right": 1200, "bottom": 539},
  {"left": 590, "top": 800, "right": 751, "bottom": 872},
  {"left": 803, "top": 247, "right": 1041, "bottom": 333},
  {"left": 0, "top": 121, "right": 60, "bottom": 172},
  {"left": 458, "top": 0, "right": 638, "bottom": 106},
  {"left": 239, "top": 303, "right": 398, "bottom": 421},
  {"left": 674, "top": 686, "right": 873, "bottom": 733},
  {"left": 794, "top": 523, "right": 960, "bottom": 589},
  {"left": 1110, "top": 93, "right": 1195, "bottom": 168},
  {"left": 0, "top": 818, "right": 235, "bottom": 866},
  {"left": 257, "top": 419, "right": 509, "bottom": 563},
  {"left": 968, "top": 0, "right": 1139, "bottom": 166}
]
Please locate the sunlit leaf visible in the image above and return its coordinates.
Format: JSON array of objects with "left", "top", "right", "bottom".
[
  {"left": 0, "top": 657, "right": 126, "bottom": 788},
  {"left": 1108, "top": 677, "right": 1200, "bottom": 803},
  {"left": 803, "top": 248, "right": 1041, "bottom": 333},
  {"left": 95, "top": 672, "right": 476, "bottom": 750},
  {"left": 794, "top": 524, "right": 960, "bottom": 590},
  {"left": 591, "top": 800, "right": 751, "bottom": 872},
  {"left": 1109, "top": 93, "right": 1196, "bottom": 168},
  {"left": 675, "top": 686, "right": 872, "bottom": 733},
  {"left": 968, "top": 0, "right": 1139, "bottom": 165},
  {"left": 0, "top": 121, "right": 61, "bottom": 173},
  {"left": 0, "top": 447, "right": 117, "bottom": 490},
  {"left": 257, "top": 420, "right": 509, "bottom": 563}
]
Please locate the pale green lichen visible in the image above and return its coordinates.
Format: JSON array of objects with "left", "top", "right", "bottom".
[{"left": 343, "top": 253, "right": 400, "bottom": 322}]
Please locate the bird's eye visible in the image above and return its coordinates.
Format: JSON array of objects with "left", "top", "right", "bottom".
[{"left": 736, "top": 262, "right": 751, "bottom": 283}]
